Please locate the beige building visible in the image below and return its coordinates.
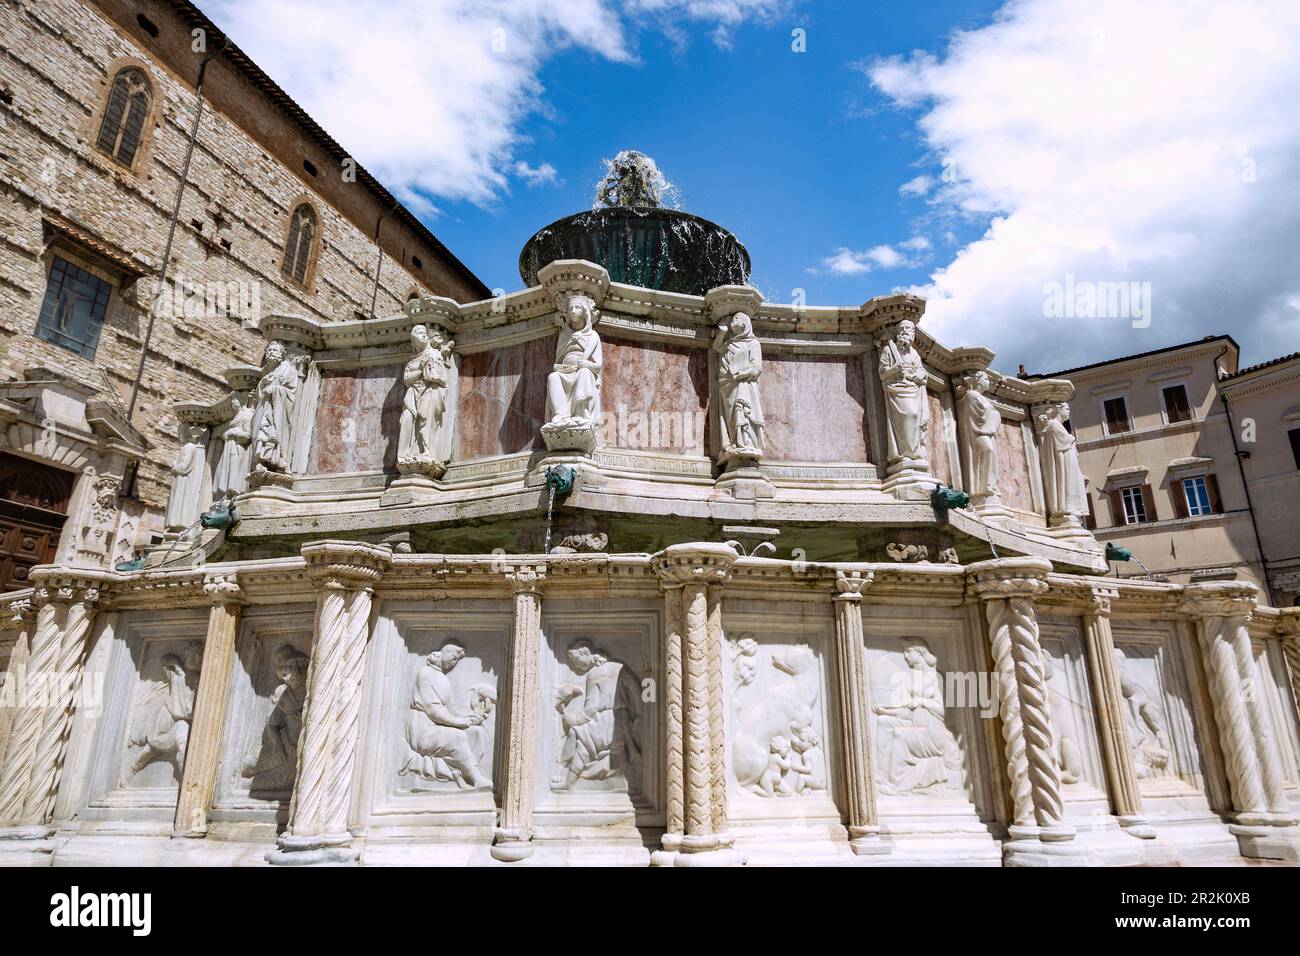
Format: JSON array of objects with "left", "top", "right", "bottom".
[
  {"left": 0, "top": 0, "right": 487, "bottom": 590},
  {"left": 1030, "top": 335, "right": 1300, "bottom": 605}
]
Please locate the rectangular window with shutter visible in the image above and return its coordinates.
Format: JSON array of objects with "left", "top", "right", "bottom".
[
  {"left": 1161, "top": 384, "right": 1192, "bottom": 424},
  {"left": 1182, "top": 476, "right": 1211, "bottom": 516},
  {"left": 1103, "top": 396, "right": 1131, "bottom": 434},
  {"left": 1120, "top": 486, "right": 1147, "bottom": 523}
]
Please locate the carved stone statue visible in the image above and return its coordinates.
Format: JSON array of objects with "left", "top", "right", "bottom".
[
  {"left": 732, "top": 642, "right": 825, "bottom": 797},
  {"left": 1115, "top": 649, "right": 1171, "bottom": 779},
  {"left": 397, "top": 324, "right": 456, "bottom": 477},
  {"left": 713, "top": 311, "right": 764, "bottom": 461},
  {"left": 164, "top": 423, "right": 208, "bottom": 532},
  {"left": 243, "top": 645, "right": 308, "bottom": 793},
  {"left": 127, "top": 642, "right": 203, "bottom": 780},
  {"left": 872, "top": 642, "right": 962, "bottom": 794},
  {"left": 955, "top": 370, "right": 1002, "bottom": 504},
  {"left": 878, "top": 319, "right": 930, "bottom": 471},
  {"left": 1035, "top": 401, "right": 1087, "bottom": 525},
  {"left": 541, "top": 294, "right": 603, "bottom": 453},
  {"left": 251, "top": 340, "right": 301, "bottom": 473},
  {"left": 553, "top": 641, "right": 642, "bottom": 791},
  {"left": 211, "top": 393, "right": 254, "bottom": 502},
  {"left": 400, "top": 642, "right": 494, "bottom": 790}
]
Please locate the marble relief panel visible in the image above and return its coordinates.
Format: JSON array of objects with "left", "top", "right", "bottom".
[
  {"left": 536, "top": 602, "right": 660, "bottom": 815},
  {"left": 1252, "top": 639, "right": 1300, "bottom": 791},
  {"left": 455, "top": 336, "right": 554, "bottom": 459},
  {"left": 308, "top": 365, "right": 404, "bottom": 473},
  {"left": 213, "top": 605, "right": 314, "bottom": 814},
  {"left": 1110, "top": 624, "right": 1209, "bottom": 800},
  {"left": 760, "top": 353, "right": 868, "bottom": 462},
  {"left": 357, "top": 600, "right": 509, "bottom": 826},
  {"left": 723, "top": 601, "right": 838, "bottom": 822},
  {"left": 1038, "top": 619, "right": 1106, "bottom": 798}
]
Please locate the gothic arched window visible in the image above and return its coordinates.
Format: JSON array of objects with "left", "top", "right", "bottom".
[
  {"left": 282, "top": 203, "right": 317, "bottom": 284},
  {"left": 96, "top": 68, "right": 152, "bottom": 167}
]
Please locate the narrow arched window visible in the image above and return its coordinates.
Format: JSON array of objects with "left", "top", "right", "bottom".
[
  {"left": 282, "top": 203, "right": 317, "bottom": 284},
  {"left": 96, "top": 68, "right": 151, "bottom": 167}
]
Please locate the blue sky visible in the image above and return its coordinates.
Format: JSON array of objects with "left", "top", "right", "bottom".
[{"left": 208, "top": 0, "right": 1300, "bottom": 373}]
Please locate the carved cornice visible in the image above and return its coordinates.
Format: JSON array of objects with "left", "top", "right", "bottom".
[
  {"left": 26, "top": 568, "right": 116, "bottom": 607},
  {"left": 301, "top": 540, "right": 393, "bottom": 589},
  {"left": 505, "top": 563, "right": 547, "bottom": 595},
  {"left": 1179, "top": 581, "right": 1259, "bottom": 620},
  {"left": 202, "top": 573, "right": 243, "bottom": 606},
  {"left": 966, "top": 557, "right": 1053, "bottom": 601},
  {"left": 539, "top": 259, "right": 611, "bottom": 310},
  {"left": 704, "top": 285, "right": 763, "bottom": 322},
  {"left": 858, "top": 292, "right": 926, "bottom": 334},
  {"left": 1276, "top": 608, "right": 1300, "bottom": 639},
  {"left": 652, "top": 543, "right": 738, "bottom": 587}
]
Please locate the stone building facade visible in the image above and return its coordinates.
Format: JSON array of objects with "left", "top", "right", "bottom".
[
  {"left": 1031, "top": 337, "right": 1300, "bottom": 606},
  {"left": 0, "top": 0, "right": 487, "bottom": 591}
]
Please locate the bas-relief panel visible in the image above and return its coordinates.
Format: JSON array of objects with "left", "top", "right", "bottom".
[
  {"left": 995, "top": 421, "right": 1036, "bottom": 513},
  {"left": 1252, "top": 639, "right": 1300, "bottom": 790},
  {"left": 359, "top": 601, "right": 508, "bottom": 822},
  {"left": 455, "top": 336, "right": 554, "bottom": 459},
  {"left": 537, "top": 604, "right": 659, "bottom": 813},
  {"left": 925, "top": 391, "right": 953, "bottom": 487},
  {"left": 1111, "top": 625, "right": 1208, "bottom": 799},
  {"left": 722, "top": 602, "right": 838, "bottom": 820},
  {"left": 213, "top": 606, "right": 314, "bottom": 813},
  {"left": 80, "top": 609, "right": 209, "bottom": 815},
  {"left": 600, "top": 337, "right": 708, "bottom": 454},
  {"left": 1038, "top": 619, "right": 1106, "bottom": 799},
  {"left": 308, "top": 365, "right": 404, "bottom": 473},
  {"left": 760, "top": 354, "right": 868, "bottom": 463}
]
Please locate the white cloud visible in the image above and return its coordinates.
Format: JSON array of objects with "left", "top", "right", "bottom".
[
  {"left": 206, "top": 0, "right": 784, "bottom": 210},
  {"left": 820, "top": 243, "right": 922, "bottom": 275},
  {"left": 900, "top": 236, "right": 930, "bottom": 251},
  {"left": 867, "top": 0, "right": 1300, "bottom": 372},
  {"left": 899, "top": 174, "right": 933, "bottom": 197},
  {"left": 514, "top": 161, "right": 559, "bottom": 187}
]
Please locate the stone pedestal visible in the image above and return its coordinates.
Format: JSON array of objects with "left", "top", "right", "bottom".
[
  {"left": 268, "top": 542, "right": 391, "bottom": 865},
  {"left": 650, "top": 543, "right": 743, "bottom": 866},
  {"left": 174, "top": 575, "right": 243, "bottom": 838},
  {"left": 492, "top": 564, "right": 546, "bottom": 862},
  {"left": 968, "top": 558, "right": 1081, "bottom": 865}
]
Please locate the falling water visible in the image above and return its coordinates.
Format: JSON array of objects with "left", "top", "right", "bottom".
[
  {"left": 543, "top": 482, "right": 557, "bottom": 556},
  {"left": 969, "top": 508, "right": 1001, "bottom": 561},
  {"left": 1129, "top": 555, "right": 1156, "bottom": 580}
]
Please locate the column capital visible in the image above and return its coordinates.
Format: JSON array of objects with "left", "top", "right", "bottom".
[
  {"left": 652, "top": 543, "right": 738, "bottom": 588},
  {"left": 1083, "top": 584, "right": 1119, "bottom": 617},
  {"left": 1272, "top": 608, "right": 1300, "bottom": 639},
  {"left": 966, "top": 557, "right": 1052, "bottom": 601},
  {"left": 505, "top": 563, "right": 547, "bottom": 594},
  {"left": 1, "top": 596, "right": 37, "bottom": 630},
  {"left": 833, "top": 569, "right": 874, "bottom": 602},
  {"left": 202, "top": 573, "right": 243, "bottom": 606},
  {"left": 301, "top": 540, "right": 393, "bottom": 589},
  {"left": 1179, "top": 581, "right": 1258, "bottom": 620}
]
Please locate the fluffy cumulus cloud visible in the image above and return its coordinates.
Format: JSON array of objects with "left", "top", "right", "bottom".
[
  {"left": 207, "top": 0, "right": 785, "bottom": 212},
  {"left": 819, "top": 241, "right": 928, "bottom": 275},
  {"left": 868, "top": 0, "right": 1300, "bottom": 371}
]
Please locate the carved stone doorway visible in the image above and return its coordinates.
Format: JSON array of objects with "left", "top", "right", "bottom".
[{"left": 0, "top": 452, "right": 75, "bottom": 592}]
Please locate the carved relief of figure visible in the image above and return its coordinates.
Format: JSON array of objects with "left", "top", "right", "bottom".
[
  {"left": 553, "top": 640, "right": 642, "bottom": 790},
  {"left": 400, "top": 642, "right": 494, "bottom": 789},
  {"left": 251, "top": 340, "right": 301, "bottom": 472},
  {"left": 1035, "top": 401, "right": 1087, "bottom": 524},
  {"left": 541, "top": 293, "right": 602, "bottom": 451},
  {"left": 164, "top": 423, "right": 207, "bottom": 531},
  {"left": 1115, "top": 649, "right": 1171, "bottom": 779},
  {"left": 128, "top": 642, "right": 203, "bottom": 779},
  {"left": 955, "top": 370, "right": 1002, "bottom": 503},
  {"left": 872, "top": 642, "right": 962, "bottom": 794},
  {"left": 878, "top": 319, "right": 930, "bottom": 469},
  {"left": 212, "top": 393, "right": 254, "bottom": 502},
  {"left": 713, "top": 312, "right": 764, "bottom": 458},
  {"left": 733, "top": 643, "right": 825, "bottom": 797},
  {"left": 397, "top": 324, "right": 456, "bottom": 476},
  {"left": 243, "top": 645, "right": 309, "bottom": 792},
  {"left": 1042, "top": 655, "right": 1084, "bottom": 785}
]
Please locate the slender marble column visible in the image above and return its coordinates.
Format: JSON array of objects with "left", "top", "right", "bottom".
[
  {"left": 174, "top": 575, "right": 243, "bottom": 837},
  {"left": 832, "top": 570, "right": 888, "bottom": 854},
  {"left": 1079, "top": 587, "right": 1152, "bottom": 838},
  {"left": 968, "top": 558, "right": 1075, "bottom": 857},
  {"left": 1280, "top": 610, "right": 1300, "bottom": 724},
  {"left": 649, "top": 543, "right": 739, "bottom": 867},
  {"left": 492, "top": 563, "right": 545, "bottom": 862},
  {"left": 270, "top": 541, "right": 390, "bottom": 865},
  {"left": 0, "top": 596, "right": 37, "bottom": 783}
]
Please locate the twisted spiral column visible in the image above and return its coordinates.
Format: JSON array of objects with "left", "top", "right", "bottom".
[
  {"left": 272, "top": 541, "right": 390, "bottom": 864},
  {"left": 1280, "top": 611, "right": 1300, "bottom": 728},
  {"left": 660, "top": 584, "right": 685, "bottom": 840},
  {"left": 0, "top": 597, "right": 36, "bottom": 775},
  {"left": 832, "top": 570, "right": 886, "bottom": 853},
  {"left": 491, "top": 564, "right": 545, "bottom": 862},
  {"left": 969, "top": 558, "right": 1072, "bottom": 843},
  {"left": 0, "top": 593, "right": 51, "bottom": 827}
]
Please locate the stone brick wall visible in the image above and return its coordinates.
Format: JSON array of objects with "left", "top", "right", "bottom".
[{"left": 0, "top": 0, "right": 483, "bottom": 534}]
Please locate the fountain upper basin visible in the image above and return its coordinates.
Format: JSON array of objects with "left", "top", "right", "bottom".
[{"left": 518, "top": 206, "right": 751, "bottom": 297}]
